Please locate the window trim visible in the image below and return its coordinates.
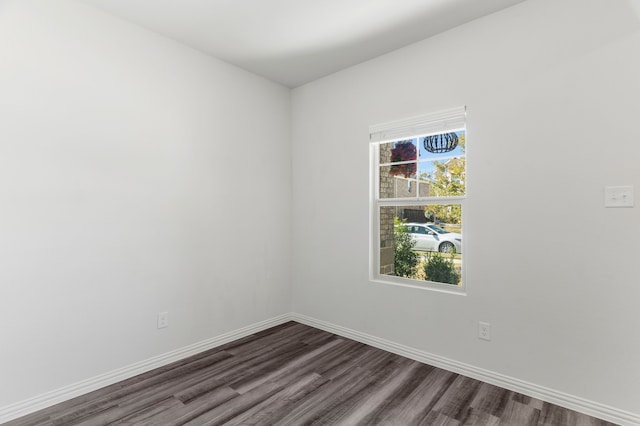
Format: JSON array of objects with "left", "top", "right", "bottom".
[{"left": 369, "top": 107, "right": 467, "bottom": 294}]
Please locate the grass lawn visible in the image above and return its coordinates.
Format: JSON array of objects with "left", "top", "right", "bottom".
[{"left": 414, "top": 250, "right": 461, "bottom": 260}]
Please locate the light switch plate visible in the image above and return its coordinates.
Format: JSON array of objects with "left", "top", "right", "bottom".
[{"left": 604, "top": 186, "right": 634, "bottom": 208}]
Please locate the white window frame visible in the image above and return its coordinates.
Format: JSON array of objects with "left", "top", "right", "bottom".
[{"left": 369, "top": 106, "right": 467, "bottom": 294}]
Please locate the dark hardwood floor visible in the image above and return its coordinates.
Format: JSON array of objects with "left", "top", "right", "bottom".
[{"left": 3, "top": 322, "right": 617, "bottom": 426}]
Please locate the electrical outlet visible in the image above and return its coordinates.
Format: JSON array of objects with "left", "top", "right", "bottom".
[
  {"left": 157, "top": 311, "right": 169, "bottom": 329},
  {"left": 479, "top": 322, "right": 491, "bottom": 341}
]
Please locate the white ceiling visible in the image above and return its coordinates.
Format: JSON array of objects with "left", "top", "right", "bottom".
[{"left": 80, "top": 0, "right": 528, "bottom": 88}]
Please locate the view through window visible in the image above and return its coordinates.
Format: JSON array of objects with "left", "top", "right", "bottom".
[{"left": 371, "top": 107, "right": 466, "bottom": 289}]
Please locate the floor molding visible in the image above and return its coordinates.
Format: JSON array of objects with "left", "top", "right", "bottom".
[
  {"left": 0, "top": 313, "right": 292, "bottom": 424},
  {"left": 291, "top": 313, "right": 640, "bottom": 426}
]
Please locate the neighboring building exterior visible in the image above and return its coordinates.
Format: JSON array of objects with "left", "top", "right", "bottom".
[{"left": 379, "top": 144, "right": 430, "bottom": 275}]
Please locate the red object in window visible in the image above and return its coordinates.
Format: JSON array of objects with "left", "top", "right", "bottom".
[{"left": 390, "top": 141, "right": 416, "bottom": 177}]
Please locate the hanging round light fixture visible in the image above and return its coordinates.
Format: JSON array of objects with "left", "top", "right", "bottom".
[{"left": 423, "top": 132, "right": 459, "bottom": 154}]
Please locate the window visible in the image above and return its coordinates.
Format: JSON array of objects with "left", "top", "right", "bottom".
[{"left": 370, "top": 107, "right": 466, "bottom": 291}]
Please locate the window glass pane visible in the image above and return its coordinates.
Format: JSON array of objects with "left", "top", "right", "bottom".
[
  {"left": 418, "top": 131, "right": 465, "bottom": 160},
  {"left": 379, "top": 166, "right": 423, "bottom": 199},
  {"left": 379, "top": 204, "right": 462, "bottom": 286},
  {"left": 379, "top": 139, "right": 417, "bottom": 166},
  {"left": 418, "top": 131, "right": 466, "bottom": 197},
  {"left": 379, "top": 139, "right": 422, "bottom": 199}
]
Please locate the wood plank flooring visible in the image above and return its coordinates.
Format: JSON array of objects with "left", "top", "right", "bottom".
[{"left": 3, "top": 322, "right": 617, "bottom": 426}]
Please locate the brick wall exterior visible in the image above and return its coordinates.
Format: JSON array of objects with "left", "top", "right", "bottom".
[
  {"left": 378, "top": 145, "right": 431, "bottom": 275},
  {"left": 379, "top": 145, "right": 395, "bottom": 275}
]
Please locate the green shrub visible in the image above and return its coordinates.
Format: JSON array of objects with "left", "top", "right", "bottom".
[
  {"left": 424, "top": 252, "right": 460, "bottom": 285},
  {"left": 393, "top": 217, "right": 418, "bottom": 278}
]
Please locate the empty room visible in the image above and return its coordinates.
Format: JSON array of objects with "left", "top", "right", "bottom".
[{"left": 1, "top": 0, "right": 639, "bottom": 425}]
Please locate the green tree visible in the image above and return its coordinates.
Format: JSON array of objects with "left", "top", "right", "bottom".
[
  {"left": 422, "top": 134, "right": 465, "bottom": 224},
  {"left": 429, "top": 156, "right": 465, "bottom": 196},
  {"left": 393, "top": 217, "right": 418, "bottom": 278},
  {"left": 423, "top": 203, "right": 461, "bottom": 225}
]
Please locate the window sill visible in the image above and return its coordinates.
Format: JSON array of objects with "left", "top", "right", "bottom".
[{"left": 370, "top": 276, "right": 467, "bottom": 296}]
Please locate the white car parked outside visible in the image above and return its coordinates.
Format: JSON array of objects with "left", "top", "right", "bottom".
[{"left": 404, "top": 223, "right": 462, "bottom": 254}]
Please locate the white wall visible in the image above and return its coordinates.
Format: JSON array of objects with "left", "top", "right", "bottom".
[
  {"left": 292, "top": 0, "right": 640, "bottom": 416},
  {"left": 0, "top": 0, "right": 291, "bottom": 406}
]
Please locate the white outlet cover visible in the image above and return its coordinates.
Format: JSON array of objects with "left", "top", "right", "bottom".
[
  {"left": 157, "top": 311, "right": 169, "bottom": 329},
  {"left": 604, "top": 185, "right": 634, "bottom": 208},
  {"left": 479, "top": 322, "right": 491, "bottom": 341}
]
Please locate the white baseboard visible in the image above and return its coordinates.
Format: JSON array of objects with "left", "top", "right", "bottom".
[
  {"left": 3, "top": 312, "right": 638, "bottom": 426},
  {"left": 291, "top": 313, "right": 640, "bottom": 426},
  {"left": 0, "top": 313, "right": 292, "bottom": 424}
]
